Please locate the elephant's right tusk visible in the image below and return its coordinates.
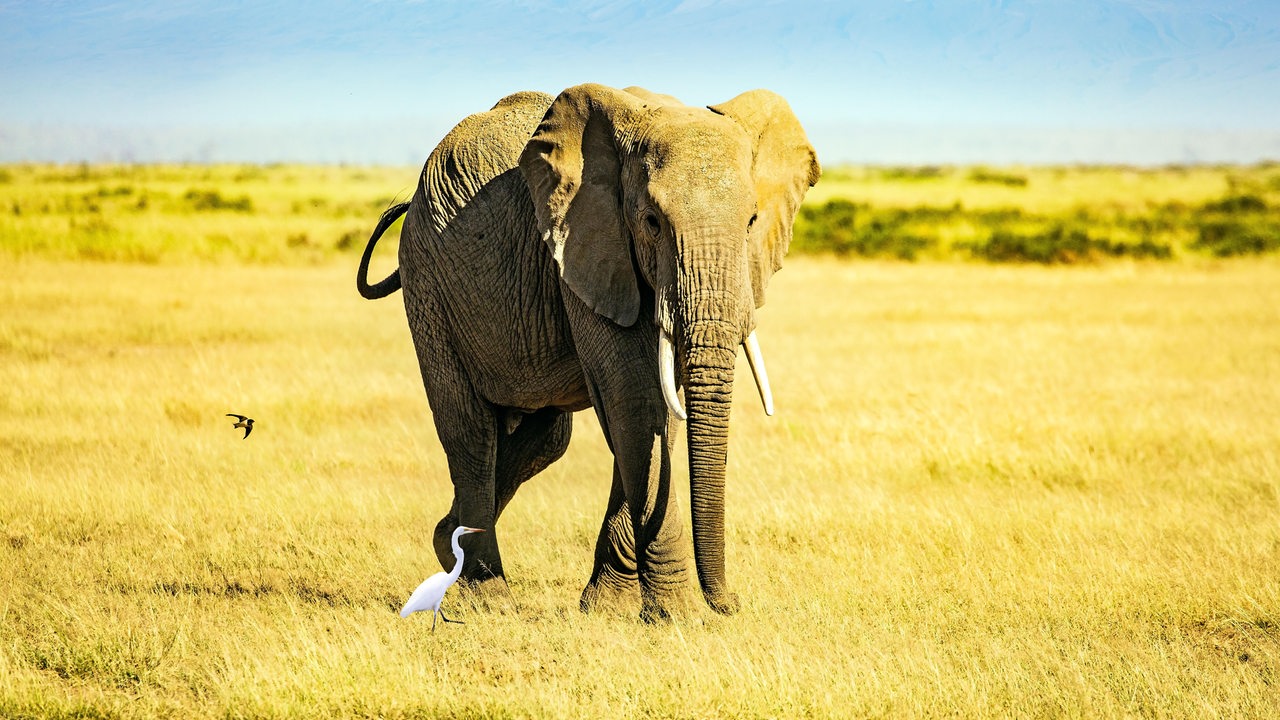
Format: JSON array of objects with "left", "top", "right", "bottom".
[
  {"left": 658, "top": 329, "right": 687, "bottom": 421},
  {"left": 743, "top": 330, "right": 774, "bottom": 416}
]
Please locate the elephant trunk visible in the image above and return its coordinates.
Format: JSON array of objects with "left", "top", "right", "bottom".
[
  {"left": 660, "top": 328, "right": 772, "bottom": 421},
  {"left": 684, "top": 337, "right": 741, "bottom": 615},
  {"left": 664, "top": 224, "right": 755, "bottom": 615}
]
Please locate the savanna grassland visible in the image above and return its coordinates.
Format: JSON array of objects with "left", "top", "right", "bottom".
[{"left": 2, "top": 163, "right": 1279, "bottom": 718}]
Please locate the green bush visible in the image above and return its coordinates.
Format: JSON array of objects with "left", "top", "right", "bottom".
[
  {"left": 1199, "top": 194, "right": 1267, "bottom": 214},
  {"left": 335, "top": 229, "right": 363, "bottom": 251},
  {"left": 183, "top": 189, "right": 253, "bottom": 212},
  {"left": 963, "top": 225, "right": 1171, "bottom": 264},
  {"left": 1192, "top": 220, "right": 1280, "bottom": 256},
  {"left": 878, "top": 166, "right": 947, "bottom": 181},
  {"left": 968, "top": 168, "right": 1028, "bottom": 187},
  {"left": 793, "top": 200, "right": 937, "bottom": 260},
  {"left": 1186, "top": 193, "right": 1279, "bottom": 256},
  {"left": 795, "top": 186, "right": 1277, "bottom": 263}
]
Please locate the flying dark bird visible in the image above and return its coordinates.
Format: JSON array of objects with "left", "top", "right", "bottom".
[{"left": 226, "top": 414, "right": 254, "bottom": 438}]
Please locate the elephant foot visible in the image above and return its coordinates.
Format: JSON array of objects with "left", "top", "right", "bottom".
[
  {"left": 639, "top": 601, "right": 671, "bottom": 624},
  {"left": 582, "top": 573, "right": 695, "bottom": 623},
  {"left": 435, "top": 514, "right": 506, "bottom": 582},
  {"left": 704, "top": 590, "right": 741, "bottom": 616},
  {"left": 579, "top": 567, "right": 639, "bottom": 615},
  {"left": 432, "top": 515, "right": 460, "bottom": 569},
  {"left": 639, "top": 589, "right": 698, "bottom": 624}
]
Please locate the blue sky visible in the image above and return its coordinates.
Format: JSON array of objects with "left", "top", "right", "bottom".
[{"left": 2, "top": 0, "right": 1278, "bottom": 165}]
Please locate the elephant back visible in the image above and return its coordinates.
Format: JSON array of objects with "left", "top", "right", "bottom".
[{"left": 418, "top": 91, "right": 555, "bottom": 237}]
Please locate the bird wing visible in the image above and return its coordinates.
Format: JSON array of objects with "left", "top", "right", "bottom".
[
  {"left": 227, "top": 414, "right": 247, "bottom": 421},
  {"left": 399, "top": 571, "right": 451, "bottom": 618},
  {"left": 243, "top": 423, "right": 252, "bottom": 438}
]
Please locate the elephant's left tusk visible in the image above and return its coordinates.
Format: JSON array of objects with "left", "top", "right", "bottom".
[
  {"left": 659, "top": 329, "right": 687, "bottom": 421},
  {"left": 743, "top": 330, "right": 774, "bottom": 416}
]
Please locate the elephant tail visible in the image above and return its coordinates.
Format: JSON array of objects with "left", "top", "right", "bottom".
[{"left": 356, "top": 201, "right": 410, "bottom": 299}]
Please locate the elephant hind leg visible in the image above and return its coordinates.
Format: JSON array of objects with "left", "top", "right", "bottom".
[
  {"left": 494, "top": 407, "right": 572, "bottom": 519},
  {"left": 431, "top": 407, "right": 571, "bottom": 588},
  {"left": 430, "top": 418, "right": 503, "bottom": 583},
  {"left": 413, "top": 325, "right": 504, "bottom": 583}
]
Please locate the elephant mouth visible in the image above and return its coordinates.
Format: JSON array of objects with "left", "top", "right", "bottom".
[{"left": 658, "top": 326, "right": 774, "bottom": 420}]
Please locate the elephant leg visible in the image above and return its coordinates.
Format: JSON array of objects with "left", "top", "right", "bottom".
[
  {"left": 427, "top": 400, "right": 572, "bottom": 589},
  {"left": 580, "top": 463, "right": 639, "bottom": 613},
  {"left": 619, "top": 418, "right": 689, "bottom": 620},
  {"left": 562, "top": 291, "right": 691, "bottom": 618},
  {"left": 430, "top": 415, "right": 504, "bottom": 584},
  {"left": 579, "top": 448, "right": 688, "bottom": 619},
  {"left": 580, "top": 360, "right": 690, "bottom": 618},
  {"left": 494, "top": 407, "right": 573, "bottom": 520},
  {"left": 405, "top": 305, "right": 505, "bottom": 585},
  {"left": 432, "top": 408, "right": 570, "bottom": 601}
]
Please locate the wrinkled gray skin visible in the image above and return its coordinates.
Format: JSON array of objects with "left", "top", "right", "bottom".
[{"left": 358, "top": 84, "right": 819, "bottom": 619}]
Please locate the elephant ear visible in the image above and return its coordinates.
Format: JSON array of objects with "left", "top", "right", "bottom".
[
  {"left": 709, "top": 90, "right": 821, "bottom": 308},
  {"left": 519, "top": 84, "right": 645, "bottom": 327}
]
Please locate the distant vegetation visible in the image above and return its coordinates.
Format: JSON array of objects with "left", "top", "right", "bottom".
[
  {"left": 795, "top": 163, "right": 1280, "bottom": 263},
  {"left": 0, "top": 164, "right": 412, "bottom": 264},
  {"left": 1, "top": 162, "right": 1279, "bottom": 264}
]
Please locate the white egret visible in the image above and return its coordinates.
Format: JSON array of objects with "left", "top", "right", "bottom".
[{"left": 400, "top": 526, "right": 485, "bottom": 630}]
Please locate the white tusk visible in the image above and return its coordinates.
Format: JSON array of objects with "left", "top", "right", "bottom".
[
  {"left": 743, "top": 330, "right": 774, "bottom": 416},
  {"left": 658, "top": 329, "right": 687, "bottom": 421}
]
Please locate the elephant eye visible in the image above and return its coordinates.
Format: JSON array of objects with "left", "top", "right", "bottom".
[
  {"left": 747, "top": 212, "right": 758, "bottom": 230},
  {"left": 643, "top": 211, "right": 661, "bottom": 238}
]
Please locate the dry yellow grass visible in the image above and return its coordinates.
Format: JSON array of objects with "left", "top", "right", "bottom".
[{"left": 2, "top": 252, "right": 1278, "bottom": 718}]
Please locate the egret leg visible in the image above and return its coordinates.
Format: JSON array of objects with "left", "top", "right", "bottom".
[{"left": 439, "top": 608, "right": 465, "bottom": 625}]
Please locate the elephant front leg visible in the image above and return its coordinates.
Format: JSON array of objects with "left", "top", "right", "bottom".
[
  {"left": 581, "top": 422, "right": 690, "bottom": 620},
  {"left": 581, "top": 464, "right": 639, "bottom": 613},
  {"left": 561, "top": 290, "right": 691, "bottom": 619},
  {"left": 629, "top": 424, "right": 691, "bottom": 621}
]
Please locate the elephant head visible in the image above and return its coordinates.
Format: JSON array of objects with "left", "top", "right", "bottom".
[{"left": 519, "top": 84, "right": 820, "bottom": 613}]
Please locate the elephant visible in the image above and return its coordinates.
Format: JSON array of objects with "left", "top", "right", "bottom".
[{"left": 357, "top": 84, "right": 819, "bottom": 619}]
